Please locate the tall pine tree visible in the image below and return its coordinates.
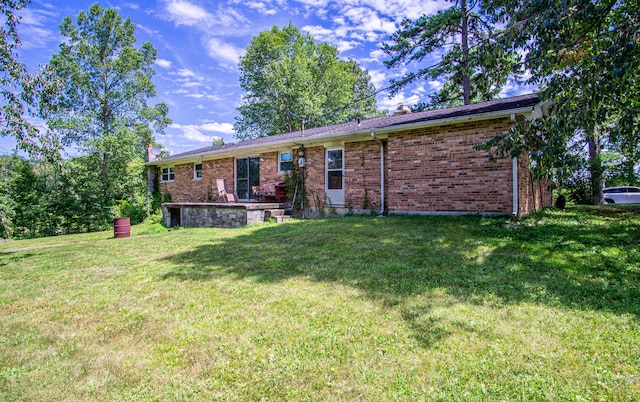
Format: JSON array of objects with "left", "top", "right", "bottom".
[{"left": 383, "top": 0, "right": 521, "bottom": 109}]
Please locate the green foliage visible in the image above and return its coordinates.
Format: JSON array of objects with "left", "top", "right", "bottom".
[
  {"left": 110, "top": 197, "right": 147, "bottom": 225},
  {"left": 235, "top": 23, "right": 380, "bottom": 139},
  {"left": 0, "top": 151, "right": 162, "bottom": 239},
  {"left": 42, "top": 3, "right": 170, "bottom": 207},
  {"left": 564, "top": 172, "right": 593, "bottom": 205},
  {"left": 282, "top": 165, "right": 307, "bottom": 214},
  {"left": 0, "top": 3, "right": 172, "bottom": 239},
  {"left": 0, "top": 1, "right": 61, "bottom": 158},
  {"left": 383, "top": 0, "right": 521, "bottom": 108},
  {"left": 0, "top": 155, "right": 21, "bottom": 238},
  {"left": 480, "top": 0, "right": 640, "bottom": 201}
]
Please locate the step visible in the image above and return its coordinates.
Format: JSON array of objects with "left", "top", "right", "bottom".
[
  {"left": 264, "top": 209, "right": 290, "bottom": 223},
  {"left": 273, "top": 215, "right": 290, "bottom": 223},
  {"left": 266, "top": 209, "right": 286, "bottom": 217}
]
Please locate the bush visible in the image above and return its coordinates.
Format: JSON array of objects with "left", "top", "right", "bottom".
[
  {"left": 111, "top": 198, "right": 147, "bottom": 225},
  {"left": 565, "top": 175, "right": 593, "bottom": 205}
]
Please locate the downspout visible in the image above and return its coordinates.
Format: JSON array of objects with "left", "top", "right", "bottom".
[
  {"left": 371, "top": 131, "right": 385, "bottom": 216},
  {"left": 146, "top": 144, "right": 157, "bottom": 208},
  {"left": 511, "top": 114, "right": 518, "bottom": 216},
  {"left": 512, "top": 157, "right": 518, "bottom": 216}
]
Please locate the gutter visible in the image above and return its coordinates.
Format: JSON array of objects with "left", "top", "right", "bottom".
[
  {"left": 511, "top": 113, "right": 518, "bottom": 216},
  {"left": 512, "top": 157, "right": 518, "bottom": 216}
]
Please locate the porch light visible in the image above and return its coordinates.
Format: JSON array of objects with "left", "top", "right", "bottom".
[{"left": 297, "top": 149, "right": 305, "bottom": 168}]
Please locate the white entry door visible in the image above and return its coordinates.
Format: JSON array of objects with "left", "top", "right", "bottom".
[{"left": 325, "top": 148, "right": 344, "bottom": 205}]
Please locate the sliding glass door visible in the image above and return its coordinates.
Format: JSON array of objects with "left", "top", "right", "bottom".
[{"left": 236, "top": 157, "right": 260, "bottom": 200}]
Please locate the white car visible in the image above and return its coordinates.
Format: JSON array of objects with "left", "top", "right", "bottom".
[{"left": 603, "top": 186, "right": 640, "bottom": 204}]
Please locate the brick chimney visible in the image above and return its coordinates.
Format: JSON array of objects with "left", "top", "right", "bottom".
[
  {"left": 146, "top": 143, "right": 156, "bottom": 163},
  {"left": 393, "top": 105, "right": 412, "bottom": 115}
]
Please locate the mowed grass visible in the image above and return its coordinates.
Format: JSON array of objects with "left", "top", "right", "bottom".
[{"left": 1, "top": 206, "right": 639, "bottom": 401}]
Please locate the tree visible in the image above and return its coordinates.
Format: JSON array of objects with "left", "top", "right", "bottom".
[
  {"left": 480, "top": 0, "right": 640, "bottom": 203},
  {"left": 383, "top": 0, "right": 521, "bottom": 109},
  {"left": 42, "top": 3, "right": 170, "bottom": 211},
  {"left": 0, "top": 0, "right": 60, "bottom": 157},
  {"left": 235, "top": 23, "right": 379, "bottom": 140}
]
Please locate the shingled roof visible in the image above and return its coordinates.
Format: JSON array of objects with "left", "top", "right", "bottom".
[{"left": 150, "top": 93, "right": 540, "bottom": 165}]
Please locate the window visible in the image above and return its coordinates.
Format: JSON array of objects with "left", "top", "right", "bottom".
[
  {"left": 326, "top": 149, "right": 343, "bottom": 190},
  {"left": 161, "top": 167, "right": 175, "bottom": 182},
  {"left": 194, "top": 163, "right": 202, "bottom": 179},
  {"left": 279, "top": 151, "right": 293, "bottom": 172}
]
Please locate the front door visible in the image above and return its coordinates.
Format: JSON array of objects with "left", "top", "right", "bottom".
[
  {"left": 236, "top": 157, "right": 260, "bottom": 200},
  {"left": 325, "top": 148, "right": 344, "bottom": 205}
]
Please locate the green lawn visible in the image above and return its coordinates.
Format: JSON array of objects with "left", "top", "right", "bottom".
[{"left": 1, "top": 206, "right": 639, "bottom": 401}]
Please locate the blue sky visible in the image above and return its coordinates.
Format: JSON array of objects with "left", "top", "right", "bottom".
[{"left": 6, "top": 0, "right": 533, "bottom": 156}]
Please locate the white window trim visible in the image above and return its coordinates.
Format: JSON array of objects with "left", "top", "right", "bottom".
[
  {"left": 278, "top": 151, "right": 293, "bottom": 173},
  {"left": 193, "top": 163, "right": 203, "bottom": 180},
  {"left": 161, "top": 166, "right": 175, "bottom": 182}
]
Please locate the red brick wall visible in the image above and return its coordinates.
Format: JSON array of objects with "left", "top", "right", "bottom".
[
  {"left": 300, "top": 146, "right": 326, "bottom": 209},
  {"left": 344, "top": 141, "right": 382, "bottom": 211},
  {"left": 260, "top": 151, "right": 279, "bottom": 185},
  {"left": 159, "top": 151, "right": 300, "bottom": 203},
  {"left": 158, "top": 117, "right": 549, "bottom": 215},
  {"left": 385, "top": 118, "right": 514, "bottom": 214},
  {"left": 158, "top": 157, "right": 234, "bottom": 202},
  {"left": 517, "top": 155, "right": 553, "bottom": 215}
]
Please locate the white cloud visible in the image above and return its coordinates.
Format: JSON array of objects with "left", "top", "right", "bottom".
[
  {"left": 362, "top": 49, "right": 386, "bottom": 63},
  {"left": 18, "top": 26, "right": 54, "bottom": 49},
  {"left": 176, "top": 68, "right": 200, "bottom": 79},
  {"left": 137, "top": 24, "right": 160, "bottom": 36},
  {"left": 199, "top": 122, "right": 234, "bottom": 133},
  {"left": 182, "top": 81, "right": 203, "bottom": 88},
  {"left": 302, "top": 25, "right": 358, "bottom": 51},
  {"left": 293, "top": 0, "right": 331, "bottom": 6},
  {"left": 365, "top": 0, "right": 449, "bottom": 21},
  {"left": 368, "top": 69, "right": 388, "bottom": 91},
  {"left": 379, "top": 91, "right": 421, "bottom": 112},
  {"left": 302, "top": 25, "right": 333, "bottom": 38},
  {"left": 164, "top": 0, "right": 213, "bottom": 26},
  {"left": 342, "top": 7, "right": 396, "bottom": 35},
  {"left": 171, "top": 122, "right": 235, "bottom": 143},
  {"left": 156, "top": 58, "right": 173, "bottom": 68},
  {"left": 186, "top": 93, "right": 222, "bottom": 101},
  {"left": 206, "top": 38, "right": 244, "bottom": 66},
  {"left": 245, "top": 1, "right": 277, "bottom": 15},
  {"left": 499, "top": 81, "right": 538, "bottom": 98},
  {"left": 15, "top": 8, "right": 57, "bottom": 49},
  {"left": 424, "top": 80, "right": 443, "bottom": 92},
  {"left": 297, "top": 0, "right": 452, "bottom": 61}
]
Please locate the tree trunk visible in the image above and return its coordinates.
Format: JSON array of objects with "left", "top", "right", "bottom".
[
  {"left": 461, "top": 0, "right": 471, "bottom": 105},
  {"left": 621, "top": 140, "right": 638, "bottom": 185},
  {"left": 587, "top": 125, "right": 604, "bottom": 204}
]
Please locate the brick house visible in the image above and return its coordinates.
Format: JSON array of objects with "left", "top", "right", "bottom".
[{"left": 147, "top": 93, "right": 552, "bottom": 227}]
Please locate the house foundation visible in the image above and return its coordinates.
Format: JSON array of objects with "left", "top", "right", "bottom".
[{"left": 161, "top": 202, "right": 290, "bottom": 228}]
